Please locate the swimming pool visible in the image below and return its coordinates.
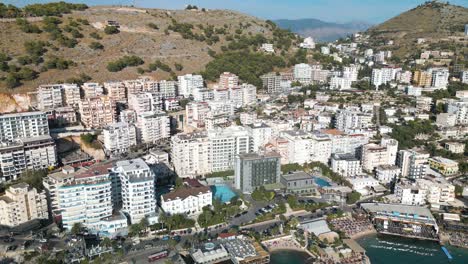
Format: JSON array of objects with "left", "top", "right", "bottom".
[
  {"left": 211, "top": 185, "right": 237, "bottom": 203},
  {"left": 314, "top": 177, "right": 331, "bottom": 187}
]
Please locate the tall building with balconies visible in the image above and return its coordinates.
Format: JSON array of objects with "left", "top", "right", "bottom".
[
  {"left": 79, "top": 96, "right": 116, "bottom": 128},
  {"left": 103, "top": 122, "right": 137, "bottom": 156}
]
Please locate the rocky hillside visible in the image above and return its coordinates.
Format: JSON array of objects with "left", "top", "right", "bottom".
[
  {"left": 0, "top": 4, "right": 298, "bottom": 94},
  {"left": 366, "top": 1, "right": 468, "bottom": 58}
]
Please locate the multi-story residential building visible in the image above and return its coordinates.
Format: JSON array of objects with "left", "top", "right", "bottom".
[
  {"left": 53, "top": 106, "right": 77, "bottom": 126},
  {"left": 416, "top": 96, "right": 433, "bottom": 112},
  {"left": 208, "top": 126, "right": 252, "bottom": 172},
  {"left": 79, "top": 96, "right": 116, "bottom": 128},
  {"left": 104, "top": 81, "right": 127, "bottom": 103},
  {"left": 444, "top": 142, "right": 465, "bottom": 154},
  {"left": 280, "top": 130, "right": 312, "bottom": 165},
  {"left": 63, "top": 83, "right": 81, "bottom": 107},
  {"left": 395, "top": 182, "right": 427, "bottom": 206},
  {"left": 246, "top": 123, "right": 272, "bottom": 152},
  {"left": 234, "top": 152, "right": 281, "bottom": 193},
  {"left": 114, "top": 159, "right": 157, "bottom": 224},
  {"left": 37, "top": 84, "right": 64, "bottom": 110},
  {"left": 405, "top": 86, "right": 422, "bottom": 96},
  {"left": 43, "top": 166, "right": 76, "bottom": 218},
  {"left": 428, "top": 156, "right": 459, "bottom": 176},
  {"left": 193, "top": 88, "right": 214, "bottom": 102},
  {"left": 396, "top": 71, "right": 412, "bottom": 84},
  {"left": 260, "top": 72, "right": 282, "bottom": 94},
  {"left": 417, "top": 179, "right": 455, "bottom": 204},
  {"left": 57, "top": 164, "right": 113, "bottom": 231},
  {"left": 0, "top": 183, "right": 48, "bottom": 227},
  {"left": 446, "top": 99, "right": 468, "bottom": 125},
  {"left": 311, "top": 67, "right": 330, "bottom": 83},
  {"left": 429, "top": 68, "right": 449, "bottom": 89},
  {"left": 343, "top": 65, "right": 359, "bottom": 82},
  {"left": 136, "top": 111, "right": 170, "bottom": 144},
  {"left": 103, "top": 122, "right": 137, "bottom": 156},
  {"left": 128, "top": 92, "right": 163, "bottom": 114},
  {"left": 294, "top": 63, "right": 312, "bottom": 84},
  {"left": 413, "top": 70, "right": 432, "bottom": 87},
  {"left": 240, "top": 112, "right": 257, "bottom": 126},
  {"left": 240, "top": 83, "right": 257, "bottom": 106},
  {"left": 161, "top": 186, "right": 212, "bottom": 216},
  {"left": 397, "top": 149, "right": 430, "bottom": 179},
  {"left": 329, "top": 77, "right": 352, "bottom": 90},
  {"left": 120, "top": 109, "right": 137, "bottom": 124},
  {"left": 375, "top": 165, "right": 400, "bottom": 184},
  {"left": 219, "top": 72, "right": 239, "bottom": 88},
  {"left": 461, "top": 71, "right": 468, "bottom": 84},
  {"left": 321, "top": 129, "right": 369, "bottom": 156},
  {"left": 124, "top": 79, "right": 144, "bottom": 95},
  {"left": 82, "top": 82, "right": 104, "bottom": 98},
  {"left": 361, "top": 138, "right": 398, "bottom": 172},
  {"left": 0, "top": 111, "right": 49, "bottom": 142},
  {"left": 178, "top": 74, "right": 204, "bottom": 98},
  {"left": 158, "top": 80, "right": 178, "bottom": 98},
  {"left": 349, "top": 176, "right": 380, "bottom": 195},
  {"left": 0, "top": 136, "right": 57, "bottom": 182},
  {"left": 186, "top": 102, "right": 210, "bottom": 128},
  {"left": 436, "top": 113, "right": 457, "bottom": 127},
  {"left": 335, "top": 109, "right": 373, "bottom": 132},
  {"left": 371, "top": 68, "right": 400, "bottom": 87},
  {"left": 310, "top": 133, "right": 332, "bottom": 164},
  {"left": 331, "top": 153, "right": 362, "bottom": 177},
  {"left": 164, "top": 98, "right": 180, "bottom": 112},
  {"left": 171, "top": 132, "right": 211, "bottom": 178}
]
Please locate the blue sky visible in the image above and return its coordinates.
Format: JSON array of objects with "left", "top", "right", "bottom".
[{"left": 5, "top": 0, "right": 468, "bottom": 23}]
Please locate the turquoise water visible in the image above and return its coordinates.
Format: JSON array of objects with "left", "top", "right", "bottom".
[
  {"left": 357, "top": 234, "right": 468, "bottom": 264},
  {"left": 314, "top": 177, "right": 331, "bottom": 187},
  {"left": 269, "top": 250, "right": 312, "bottom": 264},
  {"left": 211, "top": 185, "right": 237, "bottom": 203}
]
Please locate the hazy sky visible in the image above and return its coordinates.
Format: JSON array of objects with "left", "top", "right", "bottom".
[{"left": 5, "top": 0, "right": 468, "bottom": 23}]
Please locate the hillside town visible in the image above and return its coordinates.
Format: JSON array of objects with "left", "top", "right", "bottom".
[{"left": 0, "top": 2, "right": 467, "bottom": 264}]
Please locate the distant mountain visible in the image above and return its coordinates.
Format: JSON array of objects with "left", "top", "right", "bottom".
[{"left": 274, "top": 18, "right": 372, "bottom": 42}]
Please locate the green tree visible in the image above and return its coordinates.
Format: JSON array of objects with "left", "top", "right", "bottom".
[
  {"left": 346, "top": 191, "right": 361, "bottom": 204},
  {"left": 71, "top": 222, "right": 83, "bottom": 235},
  {"left": 104, "top": 25, "right": 119, "bottom": 34},
  {"left": 19, "top": 169, "right": 48, "bottom": 191},
  {"left": 89, "top": 41, "right": 104, "bottom": 50}
]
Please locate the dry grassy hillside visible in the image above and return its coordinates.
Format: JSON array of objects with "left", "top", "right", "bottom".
[
  {"left": 366, "top": 2, "right": 468, "bottom": 58},
  {"left": 0, "top": 6, "right": 280, "bottom": 93}
]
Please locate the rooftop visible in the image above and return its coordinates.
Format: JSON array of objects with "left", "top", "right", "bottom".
[
  {"left": 361, "top": 203, "right": 435, "bottom": 220},
  {"left": 281, "top": 171, "right": 313, "bottom": 181},
  {"left": 162, "top": 186, "right": 211, "bottom": 201}
]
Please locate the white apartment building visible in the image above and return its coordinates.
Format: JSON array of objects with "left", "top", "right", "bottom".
[
  {"left": 361, "top": 138, "right": 398, "bottom": 172},
  {"left": 343, "top": 65, "right": 359, "bottom": 82},
  {"left": 171, "top": 132, "right": 211, "bottom": 178},
  {"left": 436, "top": 113, "right": 457, "bottom": 127},
  {"left": 136, "top": 111, "right": 170, "bottom": 144},
  {"left": 371, "top": 68, "right": 401, "bottom": 87},
  {"left": 63, "top": 83, "right": 81, "bottom": 108},
  {"left": 280, "top": 130, "right": 331, "bottom": 165},
  {"left": 193, "top": 88, "right": 214, "bottom": 102},
  {"left": 429, "top": 68, "right": 449, "bottom": 89},
  {"left": 103, "top": 122, "right": 137, "bottom": 156},
  {"left": 311, "top": 68, "right": 330, "bottom": 83},
  {"left": 299, "top": 37, "right": 315, "bottom": 49},
  {"left": 114, "top": 159, "right": 157, "bottom": 224},
  {"left": 397, "top": 149, "right": 430, "bottom": 179},
  {"left": 329, "top": 77, "right": 352, "bottom": 90},
  {"left": 178, "top": 74, "right": 204, "bottom": 98},
  {"left": 158, "top": 80, "right": 178, "bottom": 98},
  {"left": 79, "top": 96, "right": 116, "bottom": 128},
  {"left": 82, "top": 82, "right": 104, "bottom": 98},
  {"left": 58, "top": 164, "right": 113, "bottom": 231},
  {"left": 444, "top": 142, "right": 465, "bottom": 154},
  {"left": 0, "top": 136, "right": 57, "bottom": 182},
  {"left": 120, "top": 109, "right": 137, "bottom": 124},
  {"left": 446, "top": 99, "right": 468, "bottom": 125},
  {"left": 161, "top": 186, "right": 212, "bottom": 216},
  {"left": 375, "top": 165, "right": 400, "bottom": 184},
  {"left": 461, "top": 71, "right": 468, "bottom": 84},
  {"left": 208, "top": 126, "right": 252, "bottom": 172},
  {"left": 349, "top": 176, "right": 380, "bottom": 195},
  {"left": 240, "top": 83, "right": 257, "bottom": 106},
  {"left": 261, "top": 43, "right": 274, "bottom": 53},
  {"left": 395, "top": 182, "right": 427, "bottom": 206},
  {"left": 104, "top": 81, "right": 127, "bottom": 103},
  {"left": 260, "top": 73, "right": 282, "bottom": 94},
  {"left": 37, "top": 84, "right": 64, "bottom": 110},
  {"left": 0, "top": 111, "right": 49, "bottom": 142},
  {"left": 396, "top": 71, "right": 412, "bottom": 84},
  {"left": 240, "top": 112, "right": 257, "bottom": 125},
  {"left": 417, "top": 179, "right": 455, "bottom": 204},
  {"left": 322, "top": 129, "right": 369, "bottom": 156},
  {"left": 335, "top": 109, "right": 373, "bottom": 132},
  {"left": 294, "top": 63, "right": 312, "bottom": 84},
  {"left": 331, "top": 153, "right": 362, "bottom": 177},
  {"left": 186, "top": 102, "right": 210, "bottom": 128},
  {"left": 405, "top": 86, "right": 422, "bottom": 97},
  {"left": 0, "top": 183, "right": 47, "bottom": 227},
  {"left": 246, "top": 123, "right": 272, "bottom": 152},
  {"left": 416, "top": 96, "right": 433, "bottom": 112},
  {"left": 43, "top": 166, "right": 76, "bottom": 217},
  {"left": 128, "top": 92, "right": 163, "bottom": 114}
]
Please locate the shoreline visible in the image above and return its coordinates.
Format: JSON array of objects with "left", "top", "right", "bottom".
[
  {"left": 267, "top": 247, "right": 315, "bottom": 257},
  {"left": 350, "top": 228, "right": 378, "bottom": 240}
]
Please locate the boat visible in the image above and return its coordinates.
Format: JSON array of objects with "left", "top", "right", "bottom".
[{"left": 441, "top": 246, "right": 453, "bottom": 261}]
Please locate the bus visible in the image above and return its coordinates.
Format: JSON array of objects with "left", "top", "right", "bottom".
[{"left": 148, "top": 250, "right": 168, "bottom": 262}]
